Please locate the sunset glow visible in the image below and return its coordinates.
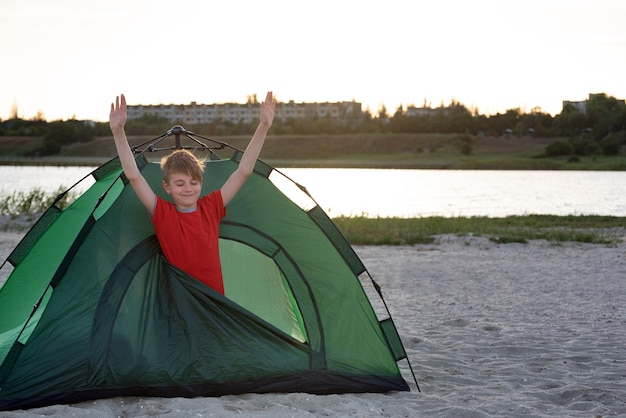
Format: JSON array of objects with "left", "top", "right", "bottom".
[{"left": 1, "top": 0, "right": 625, "bottom": 121}]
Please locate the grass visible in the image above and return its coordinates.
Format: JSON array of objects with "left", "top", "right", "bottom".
[
  {"left": 3, "top": 133, "right": 626, "bottom": 170},
  {"left": 333, "top": 215, "right": 626, "bottom": 246},
  {"left": 0, "top": 187, "right": 77, "bottom": 215},
  {"left": 1, "top": 189, "right": 624, "bottom": 245}
]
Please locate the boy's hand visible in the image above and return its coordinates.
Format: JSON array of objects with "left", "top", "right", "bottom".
[
  {"left": 109, "top": 94, "right": 127, "bottom": 133},
  {"left": 259, "top": 91, "right": 275, "bottom": 129}
]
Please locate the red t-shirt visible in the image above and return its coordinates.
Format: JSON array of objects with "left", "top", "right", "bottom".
[{"left": 152, "top": 190, "right": 227, "bottom": 294}]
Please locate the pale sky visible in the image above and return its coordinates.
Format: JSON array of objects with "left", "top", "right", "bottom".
[{"left": 1, "top": 0, "right": 625, "bottom": 122}]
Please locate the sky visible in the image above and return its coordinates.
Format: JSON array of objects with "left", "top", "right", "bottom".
[{"left": 1, "top": 0, "right": 625, "bottom": 122}]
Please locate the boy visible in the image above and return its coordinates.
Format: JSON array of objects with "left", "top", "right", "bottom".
[{"left": 109, "top": 92, "right": 275, "bottom": 294}]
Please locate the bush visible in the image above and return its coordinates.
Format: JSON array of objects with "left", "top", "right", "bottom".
[
  {"left": 545, "top": 140, "right": 572, "bottom": 157},
  {"left": 570, "top": 138, "right": 600, "bottom": 156},
  {"left": 602, "top": 130, "right": 626, "bottom": 156},
  {"left": 40, "top": 137, "right": 61, "bottom": 155},
  {"left": 455, "top": 134, "right": 473, "bottom": 156},
  {"left": 602, "top": 140, "right": 621, "bottom": 156}
]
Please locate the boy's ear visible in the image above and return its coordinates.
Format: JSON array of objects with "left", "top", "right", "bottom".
[{"left": 162, "top": 180, "right": 172, "bottom": 195}]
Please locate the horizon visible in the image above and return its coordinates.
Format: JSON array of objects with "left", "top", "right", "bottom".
[
  {"left": 2, "top": 0, "right": 625, "bottom": 122},
  {"left": 3, "top": 91, "right": 623, "bottom": 124}
]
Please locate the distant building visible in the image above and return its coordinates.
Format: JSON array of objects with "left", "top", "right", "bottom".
[
  {"left": 562, "top": 93, "right": 625, "bottom": 113},
  {"left": 127, "top": 100, "right": 362, "bottom": 125},
  {"left": 405, "top": 106, "right": 448, "bottom": 117},
  {"left": 405, "top": 106, "right": 437, "bottom": 117},
  {"left": 562, "top": 98, "right": 590, "bottom": 113}
]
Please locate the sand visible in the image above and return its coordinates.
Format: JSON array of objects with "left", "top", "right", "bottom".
[{"left": 0, "top": 231, "right": 625, "bottom": 417}]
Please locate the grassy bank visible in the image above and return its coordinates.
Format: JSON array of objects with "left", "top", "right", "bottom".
[
  {"left": 3, "top": 133, "right": 626, "bottom": 170},
  {"left": 334, "top": 215, "right": 626, "bottom": 246}
]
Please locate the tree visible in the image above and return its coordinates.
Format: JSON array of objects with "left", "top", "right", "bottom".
[
  {"left": 520, "top": 107, "right": 553, "bottom": 136},
  {"left": 487, "top": 108, "right": 521, "bottom": 136},
  {"left": 585, "top": 93, "right": 626, "bottom": 140},
  {"left": 377, "top": 104, "right": 389, "bottom": 119},
  {"left": 10, "top": 100, "right": 19, "bottom": 119},
  {"left": 553, "top": 105, "right": 586, "bottom": 136},
  {"left": 32, "top": 110, "right": 46, "bottom": 122},
  {"left": 446, "top": 100, "right": 474, "bottom": 133}
]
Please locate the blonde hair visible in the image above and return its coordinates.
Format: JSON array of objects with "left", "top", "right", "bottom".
[{"left": 160, "top": 149, "right": 205, "bottom": 182}]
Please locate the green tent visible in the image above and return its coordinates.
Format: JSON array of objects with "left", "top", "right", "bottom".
[{"left": 0, "top": 128, "right": 413, "bottom": 410}]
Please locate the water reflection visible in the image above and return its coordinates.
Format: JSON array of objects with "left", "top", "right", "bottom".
[
  {"left": 280, "top": 168, "right": 626, "bottom": 218},
  {"left": 2, "top": 166, "right": 625, "bottom": 218}
]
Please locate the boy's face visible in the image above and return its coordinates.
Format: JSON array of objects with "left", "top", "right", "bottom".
[{"left": 162, "top": 172, "right": 202, "bottom": 210}]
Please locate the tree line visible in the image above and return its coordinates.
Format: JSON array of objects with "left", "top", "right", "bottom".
[{"left": 1, "top": 93, "right": 625, "bottom": 157}]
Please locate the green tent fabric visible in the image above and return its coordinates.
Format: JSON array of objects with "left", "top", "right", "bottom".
[{"left": 0, "top": 148, "right": 410, "bottom": 410}]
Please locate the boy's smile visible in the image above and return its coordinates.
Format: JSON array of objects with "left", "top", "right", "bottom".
[{"left": 162, "top": 173, "right": 202, "bottom": 211}]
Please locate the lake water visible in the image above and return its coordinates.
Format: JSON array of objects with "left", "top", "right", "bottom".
[{"left": 1, "top": 165, "right": 625, "bottom": 218}]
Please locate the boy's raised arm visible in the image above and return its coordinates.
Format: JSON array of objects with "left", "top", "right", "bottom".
[
  {"left": 221, "top": 91, "right": 275, "bottom": 206},
  {"left": 110, "top": 94, "right": 157, "bottom": 216}
]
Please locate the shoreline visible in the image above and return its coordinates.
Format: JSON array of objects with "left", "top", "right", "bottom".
[
  {"left": 1, "top": 157, "right": 625, "bottom": 171},
  {"left": 2, "top": 213, "right": 626, "bottom": 247}
]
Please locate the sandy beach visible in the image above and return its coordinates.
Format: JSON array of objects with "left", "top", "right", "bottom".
[{"left": 1, "top": 231, "right": 625, "bottom": 417}]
